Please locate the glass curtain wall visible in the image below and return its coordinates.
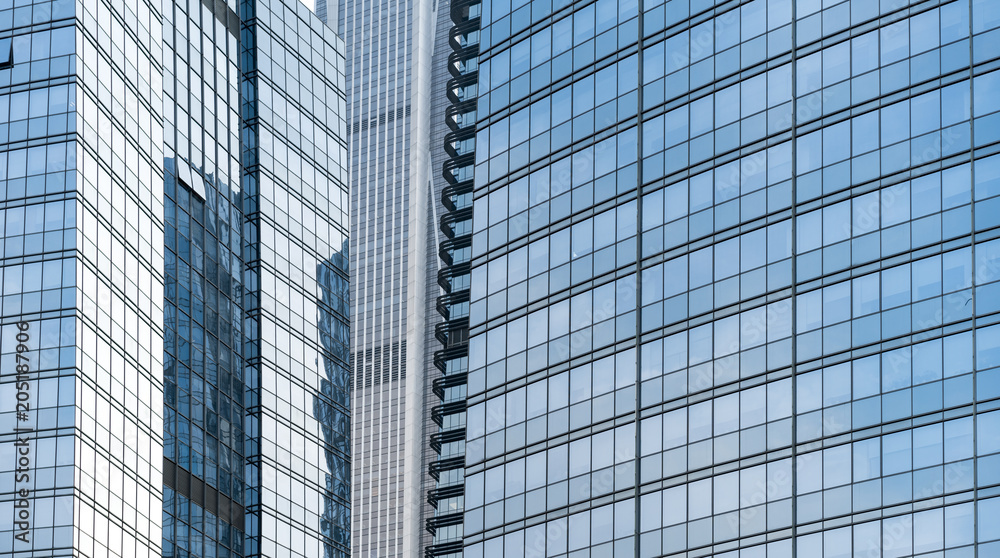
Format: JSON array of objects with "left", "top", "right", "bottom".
[
  {"left": 0, "top": 0, "right": 166, "bottom": 556},
  {"left": 241, "top": 1, "right": 351, "bottom": 557},
  {"left": 160, "top": 0, "right": 246, "bottom": 556},
  {"left": 464, "top": 1, "right": 1000, "bottom": 557}
]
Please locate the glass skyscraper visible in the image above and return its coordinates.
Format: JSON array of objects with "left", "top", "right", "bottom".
[
  {"left": 0, "top": 1, "right": 350, "bottom": 557},
  {"left": 239, "top": 2, "right": 351, "bottom": 556},
  {"left": 0, "top": 0, "right": 167, "bottom": 554},
  {"left": 464, "top": 1, "right": 1000, "bottom": 557},
  {"left": 337, "top": 0, "right": 453, "bottom": 555}
]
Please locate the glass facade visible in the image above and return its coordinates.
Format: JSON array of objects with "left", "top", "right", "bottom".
[
  {"left": 338, "top": 0, "right": 452, "bottom": 555},
  {"left": 464, "top": 0, "right": 1000, "bottom": 557},
  {"left": 0, "top": 0, "right": 166, "bottom": 555},
  {"left": 160, "top": 0, "right": 246, "bottom": 556},
  {"left": 340, "top": 0, "right": 420, "bottom": 551},
  {"left": 1, "top": 1, "right": 349, "bottom": 558},
  {"left": 241, "top": 1, "right": 351, "bottom": 557}
]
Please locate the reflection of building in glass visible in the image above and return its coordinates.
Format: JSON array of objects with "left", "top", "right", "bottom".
[
  {"left": 0, "top": 0, "right": 349, "bottom": 557},
  {"left": 314, "top": 245, "right": 353, "bottom": 558},
  {"left": 464, "top": 1, "right": 1000, "bottom": 557},
  {"left": 336, "top": 0, "right": 452, "bottom": 555},
  {"left": 163, "top": 159, "right": 249, "bottom": 558}
]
